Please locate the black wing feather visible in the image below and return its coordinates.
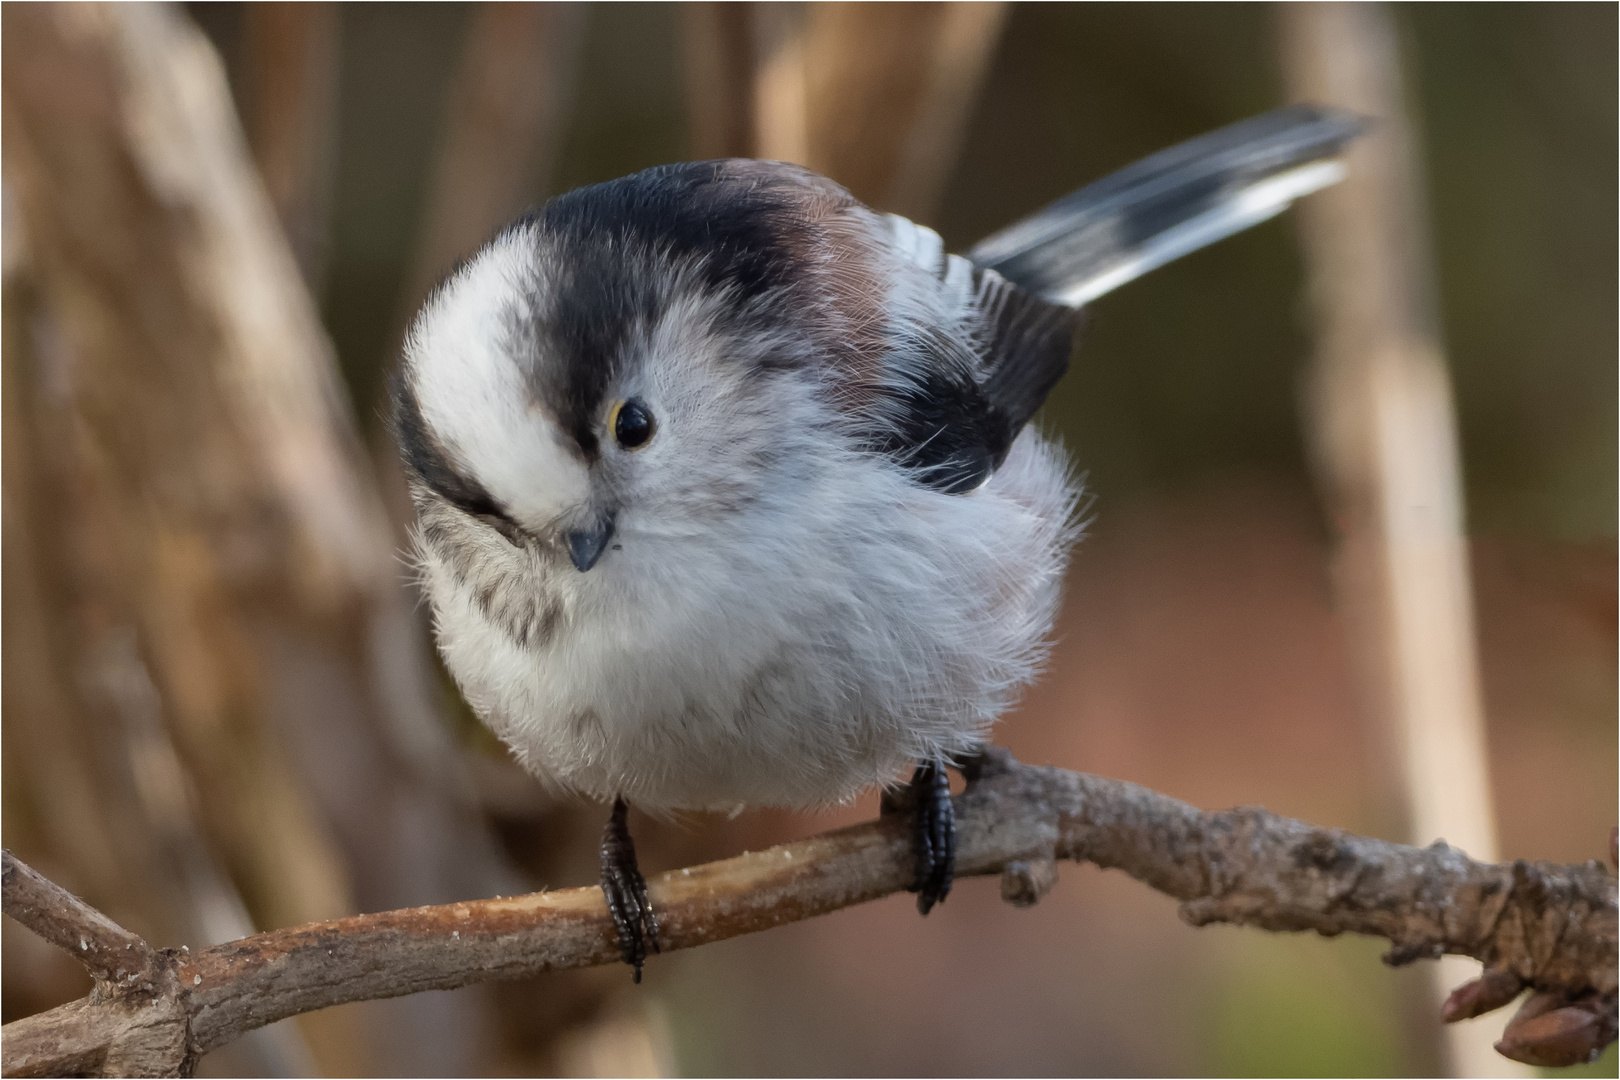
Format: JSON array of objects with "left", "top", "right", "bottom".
[
  {"left": 881, "top": 104, "right": 1360, "bottom": 494},
  {"left": 868, "top": 269, "right": 1079, "bottom": 495},
  {"left": 968, "top": 267, "right": 1081, "bottom": 445}
]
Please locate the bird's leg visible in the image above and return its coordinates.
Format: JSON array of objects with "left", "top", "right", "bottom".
[
  {"left": 908, "top": 760, "right": 955, "bottom": 915},
  {"left": 599, "top": 796, "right": 659, "bottom": 982}
]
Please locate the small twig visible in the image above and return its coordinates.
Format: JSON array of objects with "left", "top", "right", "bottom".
[
  {"left": 1, "top": 853, "right": 157, "bottom": 993},
  {"left": 3, "top": 751, "right": 1614, "bottom": 1077},
  {"left": 1, "top": 854, "right": 188, "bottom": 1078}
]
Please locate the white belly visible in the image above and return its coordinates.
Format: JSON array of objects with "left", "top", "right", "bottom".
[{"left": 419, "top": 428, "right": 1077, "bottom": 812}]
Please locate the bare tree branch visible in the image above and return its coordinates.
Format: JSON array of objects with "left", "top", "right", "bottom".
[
  {"left": 0, "top": 856, "right": 156, "bottom": 993},
  {"left": 4, "top": 750, "right": 1614, "bottom": 1077},
  {"left": 1, "top": 857, "right": 185, "bottom": 1078}
]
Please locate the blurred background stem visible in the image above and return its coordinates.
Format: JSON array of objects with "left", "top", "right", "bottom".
[
  {"left": 1278, "top": 3, "right": 1518, "bottom": 1075},
  {"left": 242, "top": 1, "right": 340, "bottom": 293}
]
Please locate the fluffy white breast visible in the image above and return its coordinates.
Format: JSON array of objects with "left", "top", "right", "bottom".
[{"left": 416, "top": 406, "right": 1077, "bottom": 812}]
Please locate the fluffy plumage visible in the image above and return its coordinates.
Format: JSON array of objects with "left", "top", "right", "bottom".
[
  {"left": 397, "top": 161, "right": 1079, "bottom": 811},
  {"left": 393, "top": 107, "right": 1361, "bottom": 815}
]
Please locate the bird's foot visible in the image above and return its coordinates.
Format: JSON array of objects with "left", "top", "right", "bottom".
[
  {"left": 908, "top": 760, "right": 955, "bottom": 915},
  {"left": 599, "top": 797, "right": 659, "bottom": 982}
]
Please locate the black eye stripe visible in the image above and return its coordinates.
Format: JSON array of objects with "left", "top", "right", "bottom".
[
  {"left": 453, "top": 492, "right": 510, "bottom": 522},
  {"left": 392, "top": 372, "right": 517, "bottom": 521}
]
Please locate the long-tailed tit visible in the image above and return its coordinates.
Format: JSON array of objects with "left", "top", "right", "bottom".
[{"left": 392, "top": 105, "right": 1361, "bottom": 980}]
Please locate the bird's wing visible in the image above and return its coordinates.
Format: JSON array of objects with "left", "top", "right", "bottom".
[
  {"left": 871, "top": 104, "right": 1362, "bottom": 495},
  {"left": 858, "top": 212, "right": 1077, "bottom": 494}
]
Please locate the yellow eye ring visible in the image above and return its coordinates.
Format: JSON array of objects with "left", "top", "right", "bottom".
[{"left": 609, "top": 398, "right": 655, "bottom": 450}]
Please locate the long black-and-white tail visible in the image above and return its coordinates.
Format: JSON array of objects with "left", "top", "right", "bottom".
[
  {"left": 872, "top": 105, "right": 1362, "bottom": 494},
  {"left": 968, "top": 105, "right": 1363, "bottom": 306}
]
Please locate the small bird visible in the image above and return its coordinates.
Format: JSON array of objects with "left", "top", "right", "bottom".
[{"left": 392, "top": 105, "right": 1360, "bottom": 980}]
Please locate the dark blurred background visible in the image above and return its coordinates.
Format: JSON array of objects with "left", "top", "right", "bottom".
[{"left": 3, "top": 3, "right": 1614, "bottom": 1076}]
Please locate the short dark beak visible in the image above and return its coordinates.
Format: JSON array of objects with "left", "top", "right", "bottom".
[{"left": 566, "top": 518, "right": 614, "bottom": 572}]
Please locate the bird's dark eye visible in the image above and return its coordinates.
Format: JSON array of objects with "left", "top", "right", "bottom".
[{"left": 610, "top": 399, "right": 655, "bottom": 450}]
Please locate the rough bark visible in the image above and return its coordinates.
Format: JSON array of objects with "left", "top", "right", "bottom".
[
  {"left": 1, "top": 4, "right": 520, "bottom": 1072},
  {"left": 4, "top": 750, "right": 1614, "bottom": 1077}
]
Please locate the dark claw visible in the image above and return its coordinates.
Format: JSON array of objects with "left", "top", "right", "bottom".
[
  {"left": 600, "top": 797, "right": 659, "bottom": 982},
  {"left": 910, "top": 761, "right": 955, "bottom": 915}
]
